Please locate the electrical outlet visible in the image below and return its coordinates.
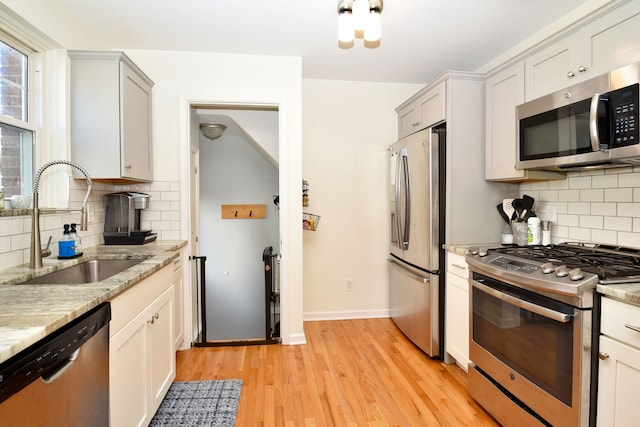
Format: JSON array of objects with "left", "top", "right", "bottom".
[{"left": 345, "top": 278, "right": 353, "bottom": 292}]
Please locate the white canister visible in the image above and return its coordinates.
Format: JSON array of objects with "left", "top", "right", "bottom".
[{"left": 527, "top": 217, "right": 541, "bottom": 245}]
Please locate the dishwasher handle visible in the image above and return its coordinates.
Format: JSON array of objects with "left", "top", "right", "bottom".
[{"left": 41, "top": 349, "right": 80, "bottom": 384}]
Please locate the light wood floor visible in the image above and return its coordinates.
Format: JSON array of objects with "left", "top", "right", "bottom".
[{"left": 175, "top": 318, "right": 500, "bottom": 426}]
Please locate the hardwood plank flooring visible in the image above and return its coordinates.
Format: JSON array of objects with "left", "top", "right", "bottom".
[{"left": 175, "top": 318, "right": 500, "bottom": 426}]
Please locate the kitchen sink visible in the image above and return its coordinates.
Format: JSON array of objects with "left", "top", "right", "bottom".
[{"left": 21, "top": 258, "right": 147, "bottom": 284}]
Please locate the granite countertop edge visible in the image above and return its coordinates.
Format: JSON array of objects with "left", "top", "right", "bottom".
[
  {"left": 0, "top": 240, "right": 187, "bottom": 364},
  {"left": 443, "top": 243, "right": 640, "bottom": 307}
]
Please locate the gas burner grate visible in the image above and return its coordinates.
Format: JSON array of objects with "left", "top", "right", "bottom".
[{"left": 489, "top": 243, "right": 640, "bottom": 281}]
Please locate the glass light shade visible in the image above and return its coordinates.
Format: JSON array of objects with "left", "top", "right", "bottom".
[
  {"left": 364, "top": 10, "right": 381, "bottom": 42},
  {"left": 352, "top": 0, "right": 369, "bottom": 31},
  {"left": 338, "top": 11, "right": 355, "bottom": 43}
]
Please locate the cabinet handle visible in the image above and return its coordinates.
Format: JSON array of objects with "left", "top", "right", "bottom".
[
  {"left": 147, "top": 313, "right": 159, "bottom": 325},
  {"left": 125, "top": 164, "right": 132, "bottom": 170},
  {"left": 412, "top": 121, "right": 421, "bottom": 127},
  {"left": 578, "top": 65, "right": 587, "bottom": 73},
  {"left": 452, "top": 263, "right": 467, "bottom": 270},
  {"left": 625, "top": 324, "right": 640, "bottom": 333},
  {"left": 567, "top": 70, "right": 576, "bottom": 78},
  {"left": 598, "top": 352, "right": 609, "bottom": 360}
]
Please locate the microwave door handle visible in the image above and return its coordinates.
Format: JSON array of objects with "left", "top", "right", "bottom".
[
  {"left": 402, "top": 148, "right": 411, "bottom": 250},
  {"left": 473, "top": 279, "right": 572, "bottom": 323},
  {"left": 589, "top": 93, "right": 602, "bottom": 151}
]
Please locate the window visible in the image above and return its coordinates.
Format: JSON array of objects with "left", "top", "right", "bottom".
[{"left": 0, "top": 36, "right": 35, "bottom": 198}]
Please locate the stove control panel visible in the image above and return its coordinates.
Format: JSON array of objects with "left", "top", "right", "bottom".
[{"left": 489, "top": 256, "right": 539, "bottom": 274}]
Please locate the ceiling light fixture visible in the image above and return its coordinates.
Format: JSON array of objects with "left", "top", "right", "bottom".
[{"left": 337, "top": 0, "right": 383, "bottom": 48}]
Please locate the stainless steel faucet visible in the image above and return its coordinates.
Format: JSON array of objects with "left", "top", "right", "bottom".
[{"left": 30, "top": 160, "right": 92, "bottom": 268}]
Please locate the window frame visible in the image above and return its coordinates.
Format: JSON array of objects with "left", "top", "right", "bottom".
[{"left": 0, "top": 30, "right": 39, "bottom": 199}]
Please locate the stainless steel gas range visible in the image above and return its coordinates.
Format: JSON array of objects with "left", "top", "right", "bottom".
[{"left": 465, "top": 243, "right": 640, "bottom": 427}]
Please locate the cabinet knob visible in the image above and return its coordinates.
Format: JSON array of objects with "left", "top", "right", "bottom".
[
  {"left": 598, "top": 352, "right": 610, "bottom": 360},
  {"left": 567, "top": 70, "right": 576, "bottom": 78},
  {"left": 578, "top": 65, "right": 587, "bottom": 73}
]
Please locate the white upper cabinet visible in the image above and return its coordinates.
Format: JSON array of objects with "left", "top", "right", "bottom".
[
  {"left": 485, "top": 61, "right": 564, "bottom": 182},
  {"left": 69, "top": 51, "right": 154, "bottom": 182},
  {"left": 525, "top": 1, "right": 640, "bottom": 101},
  {"left": 397, "top": 81, "right": 445, "bottom": 137}
]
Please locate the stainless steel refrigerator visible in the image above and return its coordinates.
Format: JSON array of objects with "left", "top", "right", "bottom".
[{"left": 388, "top": 125, "right": 444, "bottom": 357}]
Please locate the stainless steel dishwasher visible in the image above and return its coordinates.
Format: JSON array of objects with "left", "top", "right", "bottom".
[{"left": 0, "top": 302, "right": 111, "bottom": 426}]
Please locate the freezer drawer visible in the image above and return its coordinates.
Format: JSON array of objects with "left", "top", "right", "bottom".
[{"left": 389, "top": 258, "right": 439, "bottom": 357}]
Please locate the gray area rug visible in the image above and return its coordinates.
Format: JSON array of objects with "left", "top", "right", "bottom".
[{"left": 149, "top": 380, "right": 242, "bottom": 427}]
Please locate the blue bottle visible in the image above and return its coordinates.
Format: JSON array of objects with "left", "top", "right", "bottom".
[{"left": 58, "top": 224, "right": 76, "bottom": 258}]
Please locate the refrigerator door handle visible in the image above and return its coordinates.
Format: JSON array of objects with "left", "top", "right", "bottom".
[
  {"left": 394, "top": 149, "right": 402, "bottom": 250},
  {"left": 401, "top": 147, "right": 410, "bottom": 250}
]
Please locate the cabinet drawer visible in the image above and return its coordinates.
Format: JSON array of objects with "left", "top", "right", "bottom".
[
  {"left": 447, "top": 252, "right": 469, "bottom": 279},
  {"left": 601, "top": 297, "right": 640, "bottom": 349}
]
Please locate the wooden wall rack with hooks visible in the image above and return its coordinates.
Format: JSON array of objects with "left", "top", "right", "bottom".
[{"left": 221, "top": 204, "right": 266, "bottom": 219}]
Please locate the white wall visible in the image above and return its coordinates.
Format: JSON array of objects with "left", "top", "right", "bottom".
[{"left": 302, "top": 79, "right": 423, "bottom": 319}]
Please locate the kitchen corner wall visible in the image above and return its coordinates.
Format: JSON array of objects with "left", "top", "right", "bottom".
[
  {"left": 0, "top": 179, "right": 181, "bottom": 271},
  {"left": 302, "top": 79, "right": 423, "bottom": 320},
  {"left": 519, "top": 167, "right": 640, "bottom": 249}
]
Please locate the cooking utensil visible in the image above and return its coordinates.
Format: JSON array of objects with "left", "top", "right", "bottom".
[
  {"left": 512, "top": 198, "right": 524, "bottom": 221},
  {"left": 523, "top": 194, "right": 535, "bottom": 211},
  {"left": 497, "top": 203, "right": 510, "bottom": 224},
  {"left": 502, "top": 199, "right": 515, "bottom": 223}
]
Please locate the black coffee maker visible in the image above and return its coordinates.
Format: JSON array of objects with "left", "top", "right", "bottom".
[{"left": 104, "top": 192, "right": 157, "bottom": 245}]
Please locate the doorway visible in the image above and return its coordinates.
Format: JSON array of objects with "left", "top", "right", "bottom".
[{"left": 191, "top": 106, "right": 280, "bottom": 345}]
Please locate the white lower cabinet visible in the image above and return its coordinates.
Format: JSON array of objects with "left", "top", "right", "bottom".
[
  {"left": 444, "top": 251, "right": 470, "bottom": 371},
  {"left": 173, "top": 249, "right": 185, "bottom": 350},
  {"left": 109, "top": 265, "right": 175, "bottom": 427},
  {"left": 597, "top": 297, "right": 640, "bottom": 427}
]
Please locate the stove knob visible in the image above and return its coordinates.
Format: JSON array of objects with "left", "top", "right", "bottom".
[
  {"left": 555, "top": 265, "right": 569, "bottom": 278},
  {"left": 478, "top": 249, "right": 488, "bottom": 257},
  {"left": 469, "top": 246, "right": 479, "bottom": 256},
  {"left": 568, "top": 268, "right": 584, "bottom": 281},
  {"left": 540, "top": 262, "right": 555, "bottom": 274}
]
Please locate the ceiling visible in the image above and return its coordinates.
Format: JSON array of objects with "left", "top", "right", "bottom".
[{"left": 56, "top": 0, "right": 598, "bottom": 84}]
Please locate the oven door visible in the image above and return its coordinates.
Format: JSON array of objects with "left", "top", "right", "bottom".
[{"left": 469, "top": 273, "right": 590, "bottom": 427}]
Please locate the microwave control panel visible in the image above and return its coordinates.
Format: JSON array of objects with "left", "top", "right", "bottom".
[{"left": 611, "top": 83, "right": 638, "bottom": 147}]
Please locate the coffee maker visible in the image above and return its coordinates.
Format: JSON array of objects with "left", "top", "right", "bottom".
[{"left": 104, "top": 192, "right": 157, "bottom": 245}]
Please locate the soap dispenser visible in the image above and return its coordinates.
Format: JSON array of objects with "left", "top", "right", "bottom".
[
  {"left": 58, "top": 224, "right": 76, "bottom": 258},
  {"left": 69, "top": 223, "right": 82, "bottom": 255}
]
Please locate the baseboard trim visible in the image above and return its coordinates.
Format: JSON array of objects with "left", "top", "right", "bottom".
[{"left": 304, "top": 309, "right": 390, "bottom": 322}]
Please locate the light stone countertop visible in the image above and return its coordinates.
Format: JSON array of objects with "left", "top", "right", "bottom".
[
  {"left": 0, "top": 240, "right": 187, "bottom": 364},
  {"left": 444, "top": 243, "right": 640, "bottom": 308}
]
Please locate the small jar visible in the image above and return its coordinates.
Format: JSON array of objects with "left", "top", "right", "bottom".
[{"left": 542, "top": 221, "right": 552, "bottom": 246}]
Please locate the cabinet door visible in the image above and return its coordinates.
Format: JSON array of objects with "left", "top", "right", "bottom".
[
  {"left": 398, "top": 102, "right": 420, "bottom": 138},
  {"left": 596, "top": 336, "right": 640, "bottom": 427},
  {"left": 445, "top": 271, "right": 469, "bottom": 371},
  {"left": 419, "top": 81, "right": 446, "bottom": 129},
  {"left": 486, "top": 62, "right": 526, "bottom": 180},
  {"left": 581, "top": 0, "right": 640, "bottom": 79},
  {"left": 121, "top": 61, "right": 153, "bottom": 181},
  {"left": 148, "top": 286, "right": 176, "bottom": 415},
  {"left": 525, "top": 34, "right": 580, "bottom": 100},
  {"left": 110, "top": 312, "right": 149, "bottom": 427}
]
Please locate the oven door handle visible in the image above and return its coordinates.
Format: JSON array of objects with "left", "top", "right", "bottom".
[{"left": 473, "top": 280, "right": 572, "bottom": 323}]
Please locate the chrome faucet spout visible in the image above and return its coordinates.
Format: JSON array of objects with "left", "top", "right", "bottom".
[{"left": 30, "top": 160, "right": 92, "bottom": 268}]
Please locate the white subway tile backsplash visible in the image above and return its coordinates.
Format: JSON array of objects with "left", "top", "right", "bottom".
[
  {"left": 579, "top": 189, "right": 604, "bottom": 202},
  {"left": 518, "top": 168, "right": 640, "bottom": 248},
  {"left": 604, "top": 216, "right": 632, "bottom": 231},
  {"left": 569, "top": 176, "right": 592, "bottom": 189},
  {"left": 591, "top": 203, "right": 617, "bottom": 216},
  {"left": 0, "top": 179, "right": 182, "bottom": 272},
  {"left": 605, "top": 188, "right": 633, "bottom": 202},
  {"left": 580, "top": 215, "right": 603, "bottom": 229}
]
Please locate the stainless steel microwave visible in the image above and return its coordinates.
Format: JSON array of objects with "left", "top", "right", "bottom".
[{"left": 516, "top": 62, "right": 640, "bottom": 171}]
